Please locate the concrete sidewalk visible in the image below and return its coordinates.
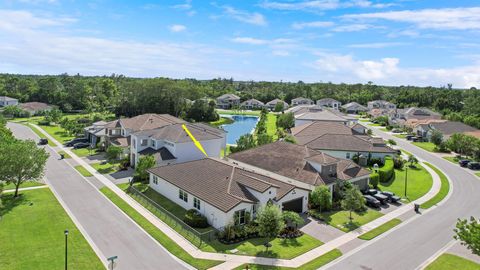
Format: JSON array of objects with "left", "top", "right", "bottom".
[
  {"left": 31, "top": 123, "right": 445, "bottom": 269},
  {"left": 3, "top": 184, "right": 49, "bottom": 193}
]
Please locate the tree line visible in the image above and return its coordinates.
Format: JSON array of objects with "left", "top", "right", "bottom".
[{"left": 1, "top": 73, "right": 479, "bottom": 128}]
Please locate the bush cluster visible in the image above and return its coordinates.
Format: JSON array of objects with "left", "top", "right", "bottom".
[
  {"left": 217, "top": 223, "right": 259, "bottom": 244},
  {"left": 379, "top": 157, "right": 394, "bottom": 182},
  {"left": 183, "top": 209, "right": 209, "bottom": 228}
]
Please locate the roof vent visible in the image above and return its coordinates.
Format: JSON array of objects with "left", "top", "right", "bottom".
[{"left": 226, "top": 176, "right": 229, "bottom": 180}]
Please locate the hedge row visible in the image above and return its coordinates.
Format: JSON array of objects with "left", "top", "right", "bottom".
[{"left": 379, "top": 157, "right": 394, "bottom": 182}]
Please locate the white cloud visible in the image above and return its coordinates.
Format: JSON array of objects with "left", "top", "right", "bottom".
[
  {"left": 260, "top": 0, "right": 392, "bottom": 11},
  {"left": 169, "top": 24, "right": 186, "bottom": 32},
  {"left": 222, "top": 6, "right": 267, "bottom": 26},
  {"left": 342, "top": 7, "right": 480, "bottom": 30},
  {"left": 332, "top": 24, "right": 372, "bottom": 32},
  {"left": 348, "top": 42, "right": 408, "bottom": 48},
  {"left": 231, "top": 37, "right": 296, "bottom": 56},
  {"left": 0, "top": 9, "right": 75, "bottom": 31},
  {"left": 311, "top": 53, "right": 480, "bottom": 88},
  {"left": 292, "top": 21, "right": 334, "bottom": 29},
  {"left": 231, "top": 37, "right": 269, "bottom": 45}
]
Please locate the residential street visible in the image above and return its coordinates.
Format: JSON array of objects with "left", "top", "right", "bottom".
[
  {"left": 7, "top": 123, "right": 189, "bottom": 270},
  {"left": 326, "top": 128, "right": 480, "bottom": 270}
]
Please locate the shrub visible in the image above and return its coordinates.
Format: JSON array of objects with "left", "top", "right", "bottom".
[
  {"left": 370, "top": 172, "right": 379, "bottom": 188},
  {"left": 310, "top": 185, "right": 332, "bottom": 212},
  {"left": 388, "top": 139, "right": 397, "bottom": 145},
  {"left": 393, "top": 157, "right": 405, "bottom": 169},
  {"left": 379, "top": 157, "right": 394, "bottom": 182},
  {"left": 368, "top": 157, "right": 383, "bottom": 167},
  {"left": 183, "top": 209, "right": 209, "bottom": 228}
]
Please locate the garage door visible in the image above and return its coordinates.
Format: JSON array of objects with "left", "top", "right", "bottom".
[{"left": 282, "top": 197, "right": 303, "bottom": 212}]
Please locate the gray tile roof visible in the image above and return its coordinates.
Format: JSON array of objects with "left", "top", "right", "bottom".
[
  {"left": 138, "top": 147, "right": 176, "bottom": 161},
  {"left": 134, "top": 122, "right": 224, "bottom": 143},
  {"left": 119, "top": 114, "right": 185, "bottom": 132},
  {"left": 430, "top": 121, "right": 477, "bottom": 136}
]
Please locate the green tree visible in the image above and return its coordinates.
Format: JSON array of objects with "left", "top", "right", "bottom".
[
  {"left": 257, "top": 133, "right": 273, "bottom": 146},
  {"left": 276, "top": 112, "right": 295, "bottom": 130},
  {"left": 282, "top": 211, "right": 304, "bottom": 230},
  {"left": 430, "top": 129, "right": 444, "bottom": 146},
  {"left": 310, "top": 186, "right": 332, "bottom": 212},
  {"left": 135, "top": 155, "right": 156, "bottom": 181},
  {"left": 230, "top": 134, "right": 256, "bottom": 153},
  {"left": 106, "top": 145, "right": 123, "bottom": 162},
  {"left": 44, "top": 108, "right": 63, "bottom": 124},
  {"left": 256, "top": 204, "right": 284, "bottom": 242},
  {"left": 341, "top": 186, "right": 366, "bottom": 220},
  {"left": 274, "top": 102, "right": 284, "bottom": 112},
  {"left": 454, "top": 217, "right": 480, "bottom": 256},
  {"left": 0, "top": 140, "right": 49, "bottom": 197},
  {"left": 283, "top": 135, "right": 297, "bottom": 144},
  {"left": 408, "top": 154, "right": 418, "bottom": 167}
]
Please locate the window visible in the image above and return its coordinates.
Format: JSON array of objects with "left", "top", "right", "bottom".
[
  {"left": 346, "top": 153, "right": 350, "bottom": 159},
  {"left": 132, "top": 139, "right": 136, "bottom": 149},
  {"left": 234, "top": 209, "right": 247, "bottom": 225},
  {"left": 193, "top": 197, "right": 201, "bottom": 210},
  {"left": 252, "top": 204, "right": 257, "bottom": 215},
  {"left": 152, "top": 175, "right": 158, "bottom": 185},
  {"left": 141, "top": 139, "right": 148, "bottom": 146},
  {"left": 179, "top": 190, "right": 188, "bottom": 202},
  {"left": 151, "top": 140, "right": 156, "bottom": 147}
]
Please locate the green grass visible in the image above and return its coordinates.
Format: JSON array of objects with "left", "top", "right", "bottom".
[
  {"left": 425, "top": 253, "right": 480, "bottom": 270},
  {"left": 58, "top": 151, "right": 72, "bottom": 159},
  {"left": 71, "top": 148, "right": 101, "bottom": 157},
  {"left": 443, "top": 156, "right": 459, "bottom": 164},
  {"left": 3, "top": 181, "right": 45, "bottom": 190},
  {"left": 313, "top": 209, "right": 384, "bottom": 232},
  {"left": 358, "top": 219, "right": 402, "bottom": 240},
  {"left": 379, "top": 127, "right": 388, "bottom": 132},
  {"left": 0, "top": 189, "right": 104, "bottom": 270},
  {"left": 233, "top": 249, "right": 343, "bottom": 270},
  {"left": 394, "top": 134, "right": 407, "bottom": 139},
  {"left": 122, "top": 184, "right": 322, "bottom": 259},
  {"left": 221, "top": 145, "right": 232, "bottom": 157},
  {"left": 359, "top": 119, "right": 370, "bottom": 122},
  {"left": 421, "top": 162, "right": 450, "bottom": 209},
  {"left": 476, "top": 172, "right": 480, "bottom": 177},
  {"left": 22, "top": 123, "right": 56, "bottom": 146},
  {"left": 368, "top": 123, "right": 382, "bottom": 127},
  {"left": 378, "top": 164, "right": 433, "bottom": 202},
  {"left": 99, "top": 187, "right": 223, "bottom": 269},
  {"left": 91, "top": 162, "right": 119, "bottom": 174},
  {"left": 400, "top": 149, "right": 413, "bottom": 156},
  {"left": 412, "top": 141, "right": 437, "bottom": 152},
  {"left": 217, "top": 109, "right": 262, "bottom": 116},
  {"left": 74, "top": 165, "right": 93, "bottom": 177},
  {"left": 38, "top": 124, "right": 75, "bottom": 144},
  {"left": 203, "top": 234, "right": 322, "bottom": 259},
  {"left": 266, "top": 113, "right": 278, "bottom": 140},
  {"left": 209, "top": 117, "right": 234, "bottom": 127}
]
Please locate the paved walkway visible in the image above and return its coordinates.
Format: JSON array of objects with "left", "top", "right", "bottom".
[
  {"left": 3, "top": 184, "right": 49, "bottom": 193},
  {"left": 31, "top": 123, "right": 444, "bottom": 270}
]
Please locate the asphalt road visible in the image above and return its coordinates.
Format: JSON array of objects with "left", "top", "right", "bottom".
[
  {"left": 326, "top": 128, "right": 480, "bottom": 270},
  {"left": 8, "top": 123, "right": 188, "bottom": 270}
]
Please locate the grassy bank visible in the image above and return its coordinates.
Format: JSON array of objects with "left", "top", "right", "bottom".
[
  {"left": 425, "top": 253, "right": 480, "bottom": 270},
  {"left": 216, "top": 109, "right": 261, "bottom": 116},
  {"left": 358, "top": 219, "right": 402, "bottom": 240},
  {"left": 412, "top": 142, "right": 437, "bottom": 152},
  {"left": 311, "top": 209, "right": 384, "bottom": 232},
  {"left": 3, "top": 181, "right": 45, "bottom": 190},
  {"left": 209, "top": 117, "right": 234, "bottom": 127},
  {"left": 74, "top": 165, "right": 93, "bottom": 177},
  {"left": 420, "top": 163, "right": 450, "bottom": 209},
  {"left": 0, "top": 189, "right": 103, "bottom": 270}
]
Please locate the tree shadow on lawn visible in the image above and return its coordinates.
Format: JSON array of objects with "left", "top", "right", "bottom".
[{"left": 0, "top": 193, "right": 29, "bottom": 217}]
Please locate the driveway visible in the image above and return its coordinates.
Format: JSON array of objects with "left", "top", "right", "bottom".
[
  {"left": 325, "top": 126, "right": 480, "bottom": 269},
  {"left": 7, "top": 123, "right": 189, "bottom": 270}
]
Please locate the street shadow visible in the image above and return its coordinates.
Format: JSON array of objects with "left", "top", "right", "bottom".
[
  {"left": 0, "top": 193, "right": 29, "bottom": 218},
  {"left": 110, "top": 168, "right": 134, "bottom": 180}
]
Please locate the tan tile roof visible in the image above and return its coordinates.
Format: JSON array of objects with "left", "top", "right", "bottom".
[
  {"left": 134, "top": 122, "right": 224, "bottom": 143},
  {"left": 111, "top": 136, "right": 130, "bottom": 147},
  {"left": 148, "top": 158, "right": 300, "bottom": 212},
  {"left": 19, "top": 102, "right": 52, "bottom": 112},
  {"left": 229, "top": 141, "right": 369, "bottom": 186},
  {"left": 119, "top": 114, "right": 185, "bottom": 132}
]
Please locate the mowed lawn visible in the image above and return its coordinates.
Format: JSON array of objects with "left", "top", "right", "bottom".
[
  {"left": 0, "top": 189, "right": 103, "bottom": 270},
  {"left": 3, "top": 180, "right": 45, "bottom": 190},
  {"left": 266, "top": 113, "right": 278, "bottom": 140},
  {"left": 378, "top": 164, "right": 433, "bottom": 202},
  {"left": 425, "top": 253, "right": 480, "bottom": 270},
  {"left": 412, "top": 141, "right": 437, "bottom": 152},
  {"left": 314, "top": 209, "right": 384, "bottom": 232}
]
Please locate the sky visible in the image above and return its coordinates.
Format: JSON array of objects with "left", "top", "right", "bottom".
[{"left": 1, "top": 0, "right": 480, "bottom": 88}]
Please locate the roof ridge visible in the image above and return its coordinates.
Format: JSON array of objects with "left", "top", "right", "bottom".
[{"left": 237, "top": 171, "right": 280, "bottom": 189}]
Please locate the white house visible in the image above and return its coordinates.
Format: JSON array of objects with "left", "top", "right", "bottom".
[
  {"left": 266, "top": 99, "right": 289, "bottom": 111},
  {"left": 0, "top": 96, "right": 18, "bottom": 107},
  {"left": 317, "top": 98, "right": 341, "bottom": 110},
  {"left": 342, "top": 102, "right": 368, "bottom": 114},
  {"left": 291, "top": 97, "right": 314, "bottom": 106},
  {"left": 294, "top": 110, "right": 350, "bottom": 127},
  {"left": 130, "top": 122, "right": 226, "bottom": 167},
  {"left": 148, "top": 158, "right": 309, "bottom": 229},
  {"left": 240, "top": 99, "right": 264, "bottom": 110},
  {"left": 216, "top": 94, "right": 241, "bottom": 109},
  {"left": 367, "top": 100, "right": 396, "bottom": 110}
]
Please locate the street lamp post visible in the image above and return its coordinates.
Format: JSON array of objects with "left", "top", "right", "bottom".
[{"left": 64, "top": 229, "right": 69, "bottom": 270}]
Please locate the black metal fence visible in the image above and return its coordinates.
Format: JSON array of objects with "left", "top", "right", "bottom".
[{"left": 127, "top": 186, "right": 216, "bottom": 247}]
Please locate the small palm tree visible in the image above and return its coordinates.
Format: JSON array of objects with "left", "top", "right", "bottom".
[{"left": 408, "top": 154, "right": 418, "bottom": 168}]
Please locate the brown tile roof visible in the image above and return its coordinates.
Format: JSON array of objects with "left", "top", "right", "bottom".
[
  {"left": 111, "top": 136, "right": 130, "bottom": 147},
  {"left": 406, "top": 119, "right": 446, "bottom": 128},
  {"left": 148, "top": 158, "right": 301, "bottom": 212},
  {"left": 119, "top": 114, "right": 185, "bottom": 132},
  {"left": 229, "top": 141, "right": 370, "bottom": 186},
  {"left": 133, "top": 122, "right": 224, "bottom": 143},
  {"left": 430, "top": 121, "right": 477, "bottom": 136},
  {"left": 295, "top": 111, "right": 347, "bottom": 122},
  {"left": 291, "top": 121, "right": 357, "bottom": 138},
  {"left": 18, "top": 102, "right": 52, "bottom": 112},
  {"left": 303, "top": 134, "right": 396, "bottom": 153},
  {"left": 138, "top": 147, "right": 176, "bottom": 161}
]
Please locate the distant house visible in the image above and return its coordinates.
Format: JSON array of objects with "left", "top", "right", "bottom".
[
  {"left": 240, "top": 99, "right": 264, "bottom": 110},
  {"left": 419, "top": 121, "right": 478, "bottom": 141},
  {"left": 390, "top": 107, "right": 442, "bottom": 126},
  {"left": 294, "top": 110, "right": 349, "bottom": 126},
  {"left": 84, "top": 121, "right": 109, "bottom": 147},
  {"left": 266, "top": 98, "right": 289, "bottom": 111},
  {"left": 229, "top": 141, "right": 371, "bottom": 192},
  {"left": 292, "top": 121, "right": 396, "bottom": 161},
  {"left": 216, "top": 94, "right": 240, "bottom": 109},
  {"left": 342, "top": 102, "right": 368, "bottom": 114},
  {"left": 291, "top": 97, "right": 314, "bottom": 106},
  {"left": 0, "top": 96, "right": 18, "bottom": 107},
  {"left": 148, "top": 158, "right": 309, "bottom": 229},
  {"left": 367, "top": 100, "right": 396, "bottom": 110},
  {"left": 317, "top": 98, "right": 341, "bottom": 110},
  {"left": 18, "top": 102, "right": 53, "bottom": 115}
]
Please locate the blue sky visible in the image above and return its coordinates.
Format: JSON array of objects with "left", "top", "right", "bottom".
[{"left": 1, "top": 0, "right": 479, "bottom": 88}]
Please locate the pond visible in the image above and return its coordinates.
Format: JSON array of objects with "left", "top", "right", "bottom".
[{"left": 220, "top": 114, "right": 259, "bottom": 145}]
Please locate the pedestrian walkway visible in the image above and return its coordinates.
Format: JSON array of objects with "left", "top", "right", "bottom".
[
  {"left": 3, "top": 184, "right": 49, "bottom": 193},
  {"left": 31, "top": 123, "right": 445, "bottom": 269}
]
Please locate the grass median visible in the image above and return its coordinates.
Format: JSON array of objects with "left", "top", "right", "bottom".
[
  {"left": 420, "top": 162, "right": 450, "bottom": 209},
  {"left": 358, "top": 219, "right": 402, "bottom": 240},
  {"left": 310, "top": 209, "right": 384, "bottom": 233},
  {"left": 0, "top": 189, "right": 104, "bottom": 270},
  {"left": 233, "top": 249, "right": 342, "bottom": 270},
  {"left": 425, "top": 253, "right": 480, "bottom": 270},
  {"left": 74, "top": 165, "right": 93, "bottom": 177},
  {"left": 99, "top": 187, "right": 223, "bottom": 270}
]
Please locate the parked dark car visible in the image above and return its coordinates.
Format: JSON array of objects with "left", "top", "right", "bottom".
[
  {"left": 73, "top": 142, "right": 90, "bottom": 149},
  {"left": 364, "top": 195, "right": 381, "bottom": 208},
  {"left": 467, "top": 162, "right": 480, "bottom": 170},
  {"left": 38, "top": 138, "right": 48, "bottom": 145},
  {"left": 380, "top": 191, "right": 401, "bottom": 203},
  {"left": 372, "top": 193, "right": 388, "bottom": 204},
  {"left": 392, "top": 129, "right": 402, "bottom": 133},
  {"left": 65, "top": 137, "right": 88, "bottom": 147},
  {"left": 458, "top": 160, "right": 471, "bottom": 168},
  {"left": 406, "top": 135, "right": 414, "bottom": 140},
  {"left": 365, "top": 189, "right": 379, "bottom": 195}
]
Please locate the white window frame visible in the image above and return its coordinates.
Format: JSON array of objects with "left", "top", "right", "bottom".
[
  {"left": 193, "top": 197, "right": 201, "bottom": 210},
  {"left": 234, "top": 209, "right": 247, "bottom": 225},
  {"left": 346, "top": 152, "right": 351, "bottom": 159},
  {"left": 179, "top": 189, "right": 188, "bottom": 202},
  {"left": 152, "top": 175, "right": 158, "bottom": 185}
]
